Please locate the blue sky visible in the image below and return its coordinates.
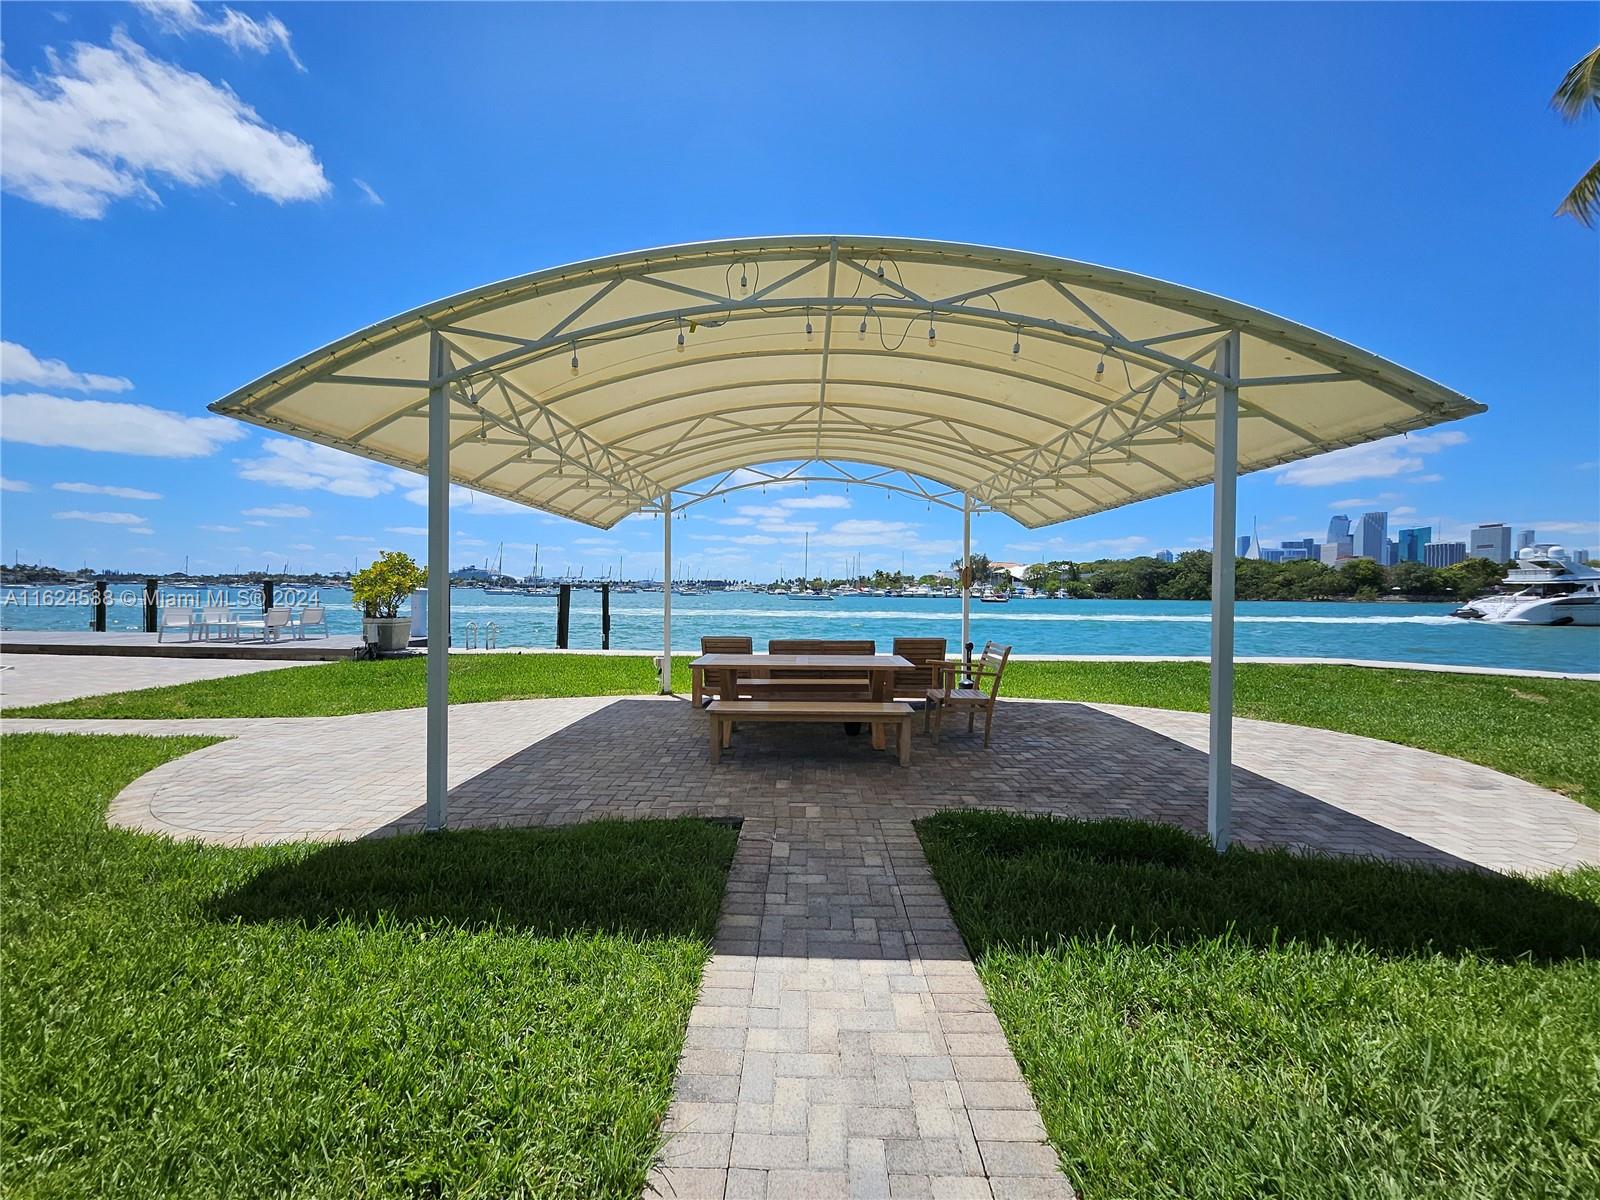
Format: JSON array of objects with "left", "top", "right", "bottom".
[{"left": 2, "top": 1, "right": 1596, "bottom": 579}]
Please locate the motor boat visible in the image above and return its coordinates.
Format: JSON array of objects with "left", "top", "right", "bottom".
[
  {"left": 785, "top": 590, "right": 835, "bottom": 601},
  {"left": 1452, "top": 546, "right": 1600, "bottom": 625}
]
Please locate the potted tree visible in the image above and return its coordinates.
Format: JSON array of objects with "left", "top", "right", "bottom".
[{"left": 351, "top": 550, "right": 427, "bottom": 652}]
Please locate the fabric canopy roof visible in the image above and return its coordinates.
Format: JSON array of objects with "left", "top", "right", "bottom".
[{"left": 211, "top": 236, "right": 1483, "bottom": 529}]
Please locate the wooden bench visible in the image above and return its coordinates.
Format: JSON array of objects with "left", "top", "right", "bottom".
[{"left": 707, "top": 700, "right": 914, "bottom": 766}]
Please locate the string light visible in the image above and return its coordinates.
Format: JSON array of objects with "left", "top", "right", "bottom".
[
  {"left": 739, "top": 267, "right": 749, "bottom": 294},
  {"left": 804, "top": 307, "right": 814, "bottom": 341},
  {"left": 927, "top": 312, "right": 937, "bottom": 346},
  {"left": 676, "top": 317, "right": 685, "bottom": 353},
  {"left": 858, "top": 311, "right": 868, "bottom": 340},
  {"left": 569, "top": 342, "right": 580, "bottom": 376},
  {"left": 1011, "top": 328, "right": 1022, "bottom": 361},
  {"left": 1095, "top": 356, "right": 1106, "bottom": 381}
]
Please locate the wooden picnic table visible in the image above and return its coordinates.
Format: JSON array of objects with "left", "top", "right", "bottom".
[{"left": 689, "top": 653, "right": 914, "bottom": 751}]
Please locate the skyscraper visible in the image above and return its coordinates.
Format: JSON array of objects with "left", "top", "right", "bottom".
[
  {"left": 1469, "top": 523, "right": 1513, "bottom": 562},
  {"left": 1518, "top": 529, "right": 1537, "bottom": 550},
  {"left": 1353, "top": 511, "right": 1388, "bottom": 561},
  {"left": 1327, "top": 515, "right": 1351, "bottom": 544},
  {"left": 1425, "top": 542, "right": 1467, "bottom": 567},
  {"left": 1280, "top": 538, "right": 1316, "bottom": 560},
  {"left": 1236, "top": 534, "right": 1253, "bottom": 558},
  {"left": 1397, "top": 526, "right": 1432, "bottom": 563}
]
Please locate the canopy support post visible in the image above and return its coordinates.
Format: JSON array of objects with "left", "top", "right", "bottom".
[
  {"left": 1207, "top": 330, "right": 1241, "bottom": 851},
  {"left": 961, "top": 493, "right": 973, "bottom": 672},
  {"left": 425, "top": 330, "right": 450, "bottom": 832},
  {"left": 659, "top": 492, "right": 673, "bottom": 694}
]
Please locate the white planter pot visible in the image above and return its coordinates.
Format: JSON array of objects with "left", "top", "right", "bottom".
[{"left": 363, "top": 616, "right": 411, "bottom": 652}]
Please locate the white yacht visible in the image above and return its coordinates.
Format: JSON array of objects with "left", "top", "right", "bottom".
[{"left": 1452, "top": 546, "right": 1600, "bottom": 625}]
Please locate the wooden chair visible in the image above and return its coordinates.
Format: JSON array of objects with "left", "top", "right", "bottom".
[
  {"left": 890, "top": 637, "right": 947, "bottom": 699},
  {"left": 694, "top": 635, "right": 754, "bottom": 707},
  {"left": 925, "top": 641, "right": 1011, "bottom": 747}
]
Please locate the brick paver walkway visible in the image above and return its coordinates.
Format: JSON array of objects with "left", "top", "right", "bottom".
[{"left": 7, "top": 695, "right": 1597, "bottom": 1198}]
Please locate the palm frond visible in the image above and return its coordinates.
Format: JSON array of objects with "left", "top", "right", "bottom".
[
  {"left": 1556, "top": 157, "right": 1600, "bottom": 228},
  {"left": 1551, "top": 44, "right": 1600, "bottom": 121}
]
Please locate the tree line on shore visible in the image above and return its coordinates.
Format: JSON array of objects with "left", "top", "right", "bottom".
[{"left": 1008, "top": 551, "right": 1507, "bottom": 601}]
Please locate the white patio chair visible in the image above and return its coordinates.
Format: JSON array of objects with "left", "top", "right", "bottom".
[
  {"left": 199, "top": 607, "right": 239, "bottom": 641},
  {"left": 238, "top": 608, "right": 292, "bottom": 643},
  {"left": 295, "top": 605, "right": 329, "bottom": 639},
  {"left": 157, "top": 608, "right": 197, "bottom": 643}
]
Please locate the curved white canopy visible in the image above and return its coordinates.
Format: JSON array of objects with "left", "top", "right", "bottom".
[{"left": 211, "top": 235, "right": 1483, "bottom": 528}]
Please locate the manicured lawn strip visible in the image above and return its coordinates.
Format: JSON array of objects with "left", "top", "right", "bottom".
[
  {"left": 917, "top": 811, "right": 1600, "bottom": 1199},
  {"left": 1, "top": 733, "right": 736, "bottom": 1199},
  {"left": 14, "top": 656, "right": 1598, "bottom": 809},
  {"left": 8, "top": 653, "right": 670, "bottom": 720},
  {"left": 1003, "top": 660, "right": 1600, "bottom": 809}
]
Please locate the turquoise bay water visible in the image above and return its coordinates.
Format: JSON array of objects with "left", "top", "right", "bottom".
[{"left": 4, "top": 585, "right": 1598, "bottom": 674}]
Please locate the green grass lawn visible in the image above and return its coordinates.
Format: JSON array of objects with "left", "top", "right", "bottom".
[
  {"left": 1, "top": 733, "right": 737, "bottom": 1199},
  {"left": 13, "top": 655, "right": 1599, "bottom": 809},
  {"left": 917, "top": 810, "right": 1600, "bottom": 1199}
]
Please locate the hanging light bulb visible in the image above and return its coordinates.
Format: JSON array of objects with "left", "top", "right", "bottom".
[
  {"left": 739, "top": 266, "right": 749, "bottom": 294},
  {"left": 858, "top": 312, "right": 868, "bottom": 340},
  {"left": 570, "top": 343, "right": 580, "bottom": 376},
  {"left": 1095, "top": 356, "right": 1106, "bottom": 381},
  {"left": 876, "top": 263, "right": 886, "bottom": 280},
  {"left": 1178, "top": 381, "right": 1189, "bottom": 403},
  {"left": 1011, "top": 329, "right": 1022, "bottom": 361},
  {"left": 676, "top": 317, "right": 685, "bottom": 353},
  {"left": 804, "top": 307, "right": 814, "bottom": 341},
  {"left": 927, "top": 319, "right": 937, "bottom": 346}
]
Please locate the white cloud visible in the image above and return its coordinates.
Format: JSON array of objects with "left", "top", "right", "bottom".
[
  {"left": 1007, "top": 534, "right": 1151, "bottom": 559},
  {"left": 54, "top": 509, "right": 152, "bottom": 534},
  {"left": 773, "top": 494, "right": 850, "bottom": 510},
  {"left": 288, "top": 542, "right": 315, "bottom": 551},
  {"left": 241, "top": 503, "right": 310, "bottom": 519},
  {"left": 53, "top": 481, "right": 161, "bottom": 500},
  {"left": 353, "top": 177, "right": 383, "bottom": 205},
  {"left": 1520, "top": 520, "right": 1600, "bottom": 538},
  {"left": 1391, "top": 506, "right": 1417, "bottom": 518},
  {"left": 0, "top": 476, "right": 31, "bottom": 492},
  {"left": 335, "top": 534, "right": 374, "bottom": 543},
  {"left": 133, "top": 0, "right": 304, "bottom": 69},
  {"left": 237, "top": 438, "right": 402, "bottom": 498},
  {"left": 245, "top": 519, "right": 271, "bottom": 527},
  {"left": 0, "top": 392, "right": 245, "bottom": 456},
  {"left": 403, "top": 483, "right": 531, "bottom": 516},
  {"left": 385, "top": 526, "right": 428, "bottom": 536},
  {"left": 1, "top": 31, "right": 328, "bottom": 218},
  {"left": 1274, "top": 431, "right": 1466, "bottom": 488},
  {"left": 200, "top": 523, "right": 240, "bottom": 533},
  {"left": 1328, "top": 492, "right": 1401, "bottom": 509},
  {"left": 1, "top": 342, "right": 131, "bottom": 392}
]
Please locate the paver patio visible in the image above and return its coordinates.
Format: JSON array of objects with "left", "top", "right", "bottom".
[{"left": 6, "top": 695, "right": 1596, "bottom": 1198}]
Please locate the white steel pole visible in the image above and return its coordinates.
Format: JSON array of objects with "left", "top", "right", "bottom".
[
  {"left": 1207, "top": 330, "right": 1241, "bottom": 851},
  {"left": 425, "top": 331, "right": 450, "bottom": 832},
  {"left": 660, "top": 492, "right": 673, "bottom": 693},
  {"left": 961, "top": 493, "right": 973, "bottom": 666}
]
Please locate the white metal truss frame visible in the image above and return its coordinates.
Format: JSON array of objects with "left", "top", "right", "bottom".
[
  {"left": 652, "top": 460, "right": 990, "bottom": 516},
  {"left": 205, "top": 237, "right": 1485, "bottom": 862}
]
